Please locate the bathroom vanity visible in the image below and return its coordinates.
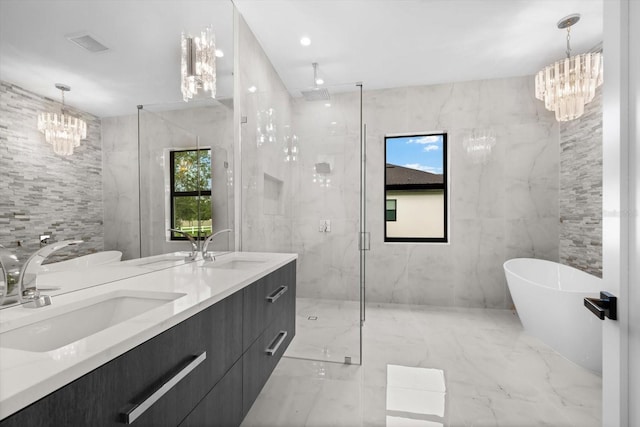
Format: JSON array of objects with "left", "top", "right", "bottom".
[{"left": 0, "top": 252, "right": 296, "bottom": 426}]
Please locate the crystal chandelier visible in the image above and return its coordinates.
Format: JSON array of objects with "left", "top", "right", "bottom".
[
  {"left": 535, "top": 14, "right": 603, "bottom": 122},
  {"left": 37, "top": 84, "right": 87, "bottom": 156},
  {"left": 181, "top": 26, "right": 216, "bottom": 101}
]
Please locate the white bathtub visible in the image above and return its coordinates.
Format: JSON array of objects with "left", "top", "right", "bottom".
[
  {"left": 39, "top": 251, "right": 123, "bottom": 273},
  {"left": 503, "top": 258, "right": 602, "bottom": 373}
]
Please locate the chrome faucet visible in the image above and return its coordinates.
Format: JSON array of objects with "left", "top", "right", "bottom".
[
  {"left": 168, "top": 229, "right": 199, "bottom": 261},
  {"left": 202, "top": 229, "right": 232, "bottom": 261},
  {"left": 19, "top": 239, "right": 83, "bottom": 308}
]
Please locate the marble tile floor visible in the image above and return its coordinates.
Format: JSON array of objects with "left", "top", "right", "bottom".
[
  {"left": 284, "top": 297, "right": 362, "bottom": 364},
  {"left": 241, "top": 298, "right": 602, "bottom": 427}
]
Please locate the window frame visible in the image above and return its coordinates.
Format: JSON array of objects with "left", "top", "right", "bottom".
[
  {"left": 384, "top": 132, "right": 448, "bottom": 243},
  {"left": 169, "top": 148, "right": 212, "bottom": 241},
  {"left": 386, "top": 199, "right": 397, "bottom": 222}
]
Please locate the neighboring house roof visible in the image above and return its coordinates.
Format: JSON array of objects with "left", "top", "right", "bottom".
[{"left": 385, "top": 163, "right": 443, "bottom": 189}]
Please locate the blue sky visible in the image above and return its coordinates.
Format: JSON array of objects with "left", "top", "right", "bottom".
[{"left": 386, "top": 134, "right": 444, "bottom": 174}]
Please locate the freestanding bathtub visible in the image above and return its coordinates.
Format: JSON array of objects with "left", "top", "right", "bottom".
[
  {"left": 39, "top": 250, "right": 123, "bottom": 273},
  {"left": 503, "top": 258, "right": 602, "bottom": 373}
]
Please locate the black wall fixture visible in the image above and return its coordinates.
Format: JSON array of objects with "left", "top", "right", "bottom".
[{"left": 584, "top": 291, "right": 617, "bottom": 320}]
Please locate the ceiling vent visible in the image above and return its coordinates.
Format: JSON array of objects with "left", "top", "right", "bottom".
[{"left": 65, "top": 32, "right": 109, "bottom": 53}]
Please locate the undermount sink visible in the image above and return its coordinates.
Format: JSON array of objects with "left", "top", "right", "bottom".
[
  {"left": 202, "top": 258, "right": 267, "bottom": 270},
  {"left": 0, "top": 290, "right": 185, "bottom": 353}
]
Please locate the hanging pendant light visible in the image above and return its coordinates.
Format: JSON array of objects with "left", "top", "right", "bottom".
[
  {"left": 37, "top": 84, "right": 87, "bottom": 156},
  {"left": 181, "top": 26, "right": 216, "bottom": 101},
  {"left": 534, "top": 14, "right": 603, "bottom": 122}
]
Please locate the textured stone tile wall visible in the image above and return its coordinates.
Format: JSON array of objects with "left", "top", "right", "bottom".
[
  {"left": 559, "top": 87, "right": 603, "bottom": 277},
  {"left": 0, "top": 81, "right": 103, "bottom": 264}
]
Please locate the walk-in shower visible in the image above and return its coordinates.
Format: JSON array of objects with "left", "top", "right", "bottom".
[{"left": 239, "top": 82, "right": 366, "bottom": 365}]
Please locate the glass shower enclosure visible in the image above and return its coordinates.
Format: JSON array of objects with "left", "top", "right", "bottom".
[{"left": 239, "top": 82, "right": 366, "bottom": 365}]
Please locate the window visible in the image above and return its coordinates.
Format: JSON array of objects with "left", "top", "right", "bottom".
[
  {"left": 384, "top": 133, "right": 448, "bottom": 243},
  {"left": 169, "top": 148, "right": 212, "bottom": 240},
  {"left": 386, "top": 199, "right": 397, "bottom": 221}
]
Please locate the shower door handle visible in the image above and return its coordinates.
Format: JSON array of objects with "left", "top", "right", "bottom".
[
  {"left": 359, "top": 232, "right": 370, "bottom": 251},
  {"left": 584, "top": 291, "right": 617, "bottom": 320}
]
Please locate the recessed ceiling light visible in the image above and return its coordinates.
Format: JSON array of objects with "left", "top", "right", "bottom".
[
  {"left": 215, "top": 49, "right": 224, "bottom": 58},
  {"left": 248, "top": 86, "right": 257, "bottom": 93},
  {"left": 300, "top": 36, "right": 311, "bottom": 46},
  {"left": 325, "top": 103, "right": 331, "bottom": 107}
]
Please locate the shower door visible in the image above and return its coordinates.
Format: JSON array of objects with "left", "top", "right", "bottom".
[{"left": 239, "top": 83, "right": 365, "bottom": 364}]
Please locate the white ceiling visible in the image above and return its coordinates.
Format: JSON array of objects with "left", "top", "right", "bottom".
[
  {"left": 0, "top": 0, "right": 235, "bottom": 117},
  {"left": 0, "top": 0, "right": 603, "bottom": 118}
]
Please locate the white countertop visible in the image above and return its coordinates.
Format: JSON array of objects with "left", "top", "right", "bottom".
[{"left": 0, "top": 251, "right": 297, "bottom": 420}]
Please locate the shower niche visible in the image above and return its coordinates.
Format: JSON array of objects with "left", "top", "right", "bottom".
[{"left": 263, "top": 173, "right": 284, "bottom": 215}]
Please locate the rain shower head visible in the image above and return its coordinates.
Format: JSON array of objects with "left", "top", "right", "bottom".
[
  {"left": 301, "top": 87, "right": 330, "bottom": 101},
  {"left": 301, "top": 62, "right": 330, "bottom": 101}
]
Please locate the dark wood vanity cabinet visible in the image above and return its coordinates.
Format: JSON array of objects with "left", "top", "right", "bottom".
[
  {"left": 0, "top": 260, "right": 296, "bottom": 427},
  {"left": 242, "top": 261, "right": 296, "bottom": 417}
]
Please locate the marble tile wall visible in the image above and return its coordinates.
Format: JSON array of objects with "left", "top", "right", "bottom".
[
  {"left": 0, "top": 81, "right": 104, "bottom": 263},
  {"left": 559, "top": 87, "right": 603, "bottom": 277},
  {"left": 292, "top": 77, "right": 560, "bottom": 308},
  {"left": 102, "top": 103, "right": 234, "bottom": 260},
  {"left": 236, "top": 12, "right": 294, "bottom": 254},
  {"left": 290, "top": 93, "right": 362, "bottom": 302},
  {"left": 101, "top": 114, "right": 139, "bottom": 260},
  {"left": 233, "top": 9, "right": 559, "bottom": 308}
]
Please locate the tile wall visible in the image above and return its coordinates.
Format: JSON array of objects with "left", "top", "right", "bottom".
[
  {"left": 292, "top": 78, "right": 560, "bottom": 308},
  {"left": 559, "top": 87, "right": 603, "bottom": 277},
  {"left": 236, "top": 12, "right": 294, "bottom": 254},
  {"left": 234, "top": 13, "right": 561, "bottom": 309},
  {"left": 0, "top": 81, "right": 103, "bottom": 263}
]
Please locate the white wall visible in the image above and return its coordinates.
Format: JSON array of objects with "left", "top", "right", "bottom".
[
  {"left": 602, "top": 0, "right": 632, "bottom": 424},
  {"left": 386, "top": 191, "right": 445, "bottom": 238},
  {"left": 629, "top": 2, "right": 640, "bottom": 424}
]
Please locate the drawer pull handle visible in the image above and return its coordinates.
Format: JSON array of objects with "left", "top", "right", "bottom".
[
  {"left": 266, "top": 285, "right": 288, "bottom": 303},
  {"left": 123, "top": 351, "right": 207, "bottom": 424},
  {"left": 265, "top": 331, "right": 288, "bottom": 356}
]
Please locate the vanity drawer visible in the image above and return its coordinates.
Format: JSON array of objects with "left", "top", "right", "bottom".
[
  {"left": 179, "top": 358, "right": 243, "bottom": 427},
  {"left": 242, "top": 261, "right": 296, "bottom": 351},
  {"left": 0, "top": 291, "right": 243, "bottom": 427},
  {"left": 242, "top": 302, "right": 295, "bottom": 416},
  {"left": 263, "top": 261, "right": 296, "bottom": 327}
]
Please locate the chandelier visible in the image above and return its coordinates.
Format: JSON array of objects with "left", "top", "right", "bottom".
[
  {"left": 181, "top": 26, "right": 216, "bottom": 101},
  {"left": 37, "top": 84, "right": 87, "bottom": 156},
  {"left": 535, "top": 14, "right": 603, "bottom": 122}
]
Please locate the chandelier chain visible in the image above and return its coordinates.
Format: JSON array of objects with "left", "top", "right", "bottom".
[{"left": 565, "top": 27, "right": 572, "bottom": 59}]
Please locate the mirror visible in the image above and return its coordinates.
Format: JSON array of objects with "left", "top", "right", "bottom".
[
  {"left": 135, "top": 103, "right": 234, "bottom": 258},
  {"left": 0, "top": 1, "right": 235, "bottom": 307}
]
